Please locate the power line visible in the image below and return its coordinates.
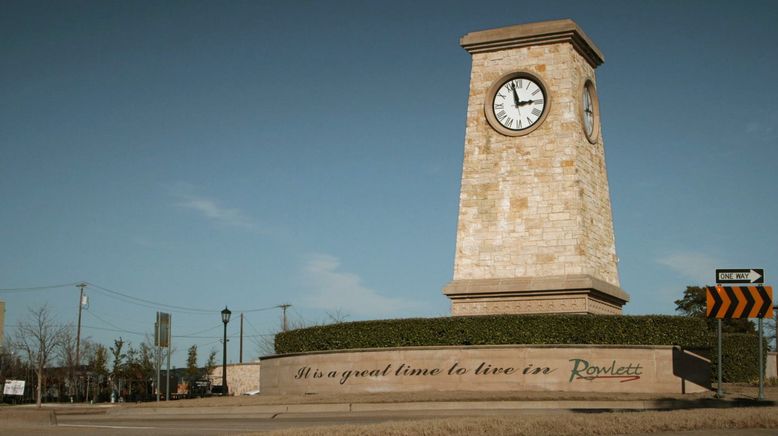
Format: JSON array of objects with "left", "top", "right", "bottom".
[
  {"left": 241, "top": 332, "right": 274, "bottom": 338},
  {"left": 177, "top": 324, "right": 223, "bottom": 337},
  {"left": 85, "top": 282, "right": 217, "bottom": 314},
  {"left": 241, "top": 305, "right": 281, "bottom": 313},
  {"left": 242, "top": 314, "right": 264, "bottom": 336},
  {"left": 2, "top": 279, "right": 291, "bottom": 318},
  {"left": 0, "top": 282, "right": 79, "bottom": 292},
  {"left": 81, "top": 325, "right": 147, "bottom": 336},
  {"left": 86, "top": 281, "right": 285, "bottom": 314},
  {"left": 84, "top": 310, "right": 147, "bottom": 336},
  {"left": 194, "top": 339, "right": 222, "bottom": 348}
]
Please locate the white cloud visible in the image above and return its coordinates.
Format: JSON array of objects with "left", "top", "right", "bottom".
[
  {"left": 300, "top": 254, "right": 415, "bottom": 318},
  {"left": 745, "top": 112, "right": 778, "bottom": 139},
  {"left": 168, "top": 183, "right": 260, "bottom": 232},
  {"left": 656, "top": 251, "right": 722, "bottom": 284}
]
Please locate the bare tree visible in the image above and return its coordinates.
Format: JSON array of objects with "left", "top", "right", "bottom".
[
  {"left": 11, "top": 305, "right": 68, "bottom": 407},
  {"left": 254, "top": 334, "right": 277, "bottom": 358},
  {"left": 57, "top": 328, "right": 98, "bottom": 401},
  {"left": 325, "top": 309, "right": 349, "bottom": 324},
  {"left": 253, "top": 309, "right": 349, "bottom": 357}
]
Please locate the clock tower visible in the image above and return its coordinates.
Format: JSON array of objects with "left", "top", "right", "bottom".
[{"left": 444, "top": 19, "right": 629, "bottom": 315}]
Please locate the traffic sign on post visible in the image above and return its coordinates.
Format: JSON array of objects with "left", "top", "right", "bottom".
[
  {"left": 716, "top": 269, "right": 764, "bottom": 284},
  {"left": 705, "top": 285, "right": 773, "bottom": 319}
]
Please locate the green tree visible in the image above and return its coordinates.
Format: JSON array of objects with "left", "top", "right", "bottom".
[
  {"left": 186, "top": 345, "right": 199, "bottom": 381},
  {"left": 109, "top": 337, "right": 125, "bottom": 378},
  {"left": 88, "top": 344, "right": 110, "bottom": 402},
  {"left": 674, "top": 286, "right": 755, "bottom": 334},
  {"left": 137, "top": 342, "right": 155, "bottom": 378},
  {"left": 91, "top": 344, "right": 108, "bottom": 377},
  {"left": 108, "top": 337, "right": 128, "bottom": 400},
  {"left": 204, "top": 349, "right": 217, "bottom": 380}
]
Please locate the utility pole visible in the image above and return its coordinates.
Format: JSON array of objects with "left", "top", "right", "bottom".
[
  {"left": 75, "top": 282, "right": 87, "bottom": 402},
  {"left": 155, "top": 312, "right": 160, "bottom": 403},
  {"left": 278, "top": 304, "right": 291, "bottom": 332},
  {"left": 239, "top": 313, "right": 244, "bottom": 363}
]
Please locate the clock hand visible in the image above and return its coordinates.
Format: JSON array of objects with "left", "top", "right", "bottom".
[
  {"left": 511, "top": 83, "right": 520, "bottom": 108},
  {"left": 517, "top": 99, "right": 534, "bottom": 107}
]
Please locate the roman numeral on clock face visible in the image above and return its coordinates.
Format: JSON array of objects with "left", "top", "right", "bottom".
[{"left": 531, "top": 108, "right": 541, "bottom": 117}]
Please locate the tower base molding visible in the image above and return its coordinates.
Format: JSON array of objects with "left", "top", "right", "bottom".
[{"left": 443, "top": 275, "right": 629, "bottom": 316}]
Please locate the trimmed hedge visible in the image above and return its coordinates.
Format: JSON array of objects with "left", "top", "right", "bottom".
[
  {"left": 709, "top": 333, "right": 769, "bottom": 383},
  {"left": 274, "top": 314, "right": 711, "bottom": 354},
  {"left": 274, "top": 314, "right": 771, "bottom": 383}
]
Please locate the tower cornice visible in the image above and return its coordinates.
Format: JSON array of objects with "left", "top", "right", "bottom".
[{"left": 460, "top": 18, "right": 604, "bottom": 68}]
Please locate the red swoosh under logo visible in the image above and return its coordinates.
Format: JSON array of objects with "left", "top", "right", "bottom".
[{"left": 576, "top": 375, "right": 641, "bottom": 383}]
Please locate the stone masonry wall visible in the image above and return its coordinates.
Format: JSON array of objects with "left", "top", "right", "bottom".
[
  {"left": 261, "top": 345, "right": 708, "bottom": 395},
  {"left": 209, "top": 362, "right": 260, "bottom": 395},
  {"left": 453, "top": 42, "right": 619, "bottom": 286}
]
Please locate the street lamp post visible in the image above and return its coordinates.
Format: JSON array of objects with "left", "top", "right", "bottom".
[{"left": 221, "top": 306, "right": 231, "bottom": 396}]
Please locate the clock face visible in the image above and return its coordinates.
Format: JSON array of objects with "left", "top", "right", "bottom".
[
  {"left": 491, "top": 76, "right": 547, "bottom": 131},
  {"left": 581, "top": 80, "right": 599, "bottom": 143},
  {"left": 582, "top": 86, "right": 594, "bottom": 136}
]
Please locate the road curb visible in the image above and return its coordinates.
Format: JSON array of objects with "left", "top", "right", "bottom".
[{"left": 0, "top": 409, "right": 57, "bottom": 426}]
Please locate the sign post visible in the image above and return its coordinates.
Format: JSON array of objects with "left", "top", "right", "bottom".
[
  {"left": 758, "top": 318, "right": 764, "bottom": 400},
  {"left": 707, "top": 268, "right": 771, "bottom": 400},
  {"left": 154, "top": 312, "right": 171, "bottom": 403},
  {"left": 717, "top": 319, "right": 722, "bottom": 398}
]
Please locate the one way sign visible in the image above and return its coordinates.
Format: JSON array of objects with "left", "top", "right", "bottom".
[{"left": 716, "top": 269, "right": 764, "bottom": 284}]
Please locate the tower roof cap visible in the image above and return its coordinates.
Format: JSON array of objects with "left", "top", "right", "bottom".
[{"left": 461, "top": 19, "right": 604, "bottom": 68}]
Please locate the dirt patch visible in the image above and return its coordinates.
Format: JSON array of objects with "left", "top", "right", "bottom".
[{"left": 258, "top": 407, "right": 778, "bottom": 436}]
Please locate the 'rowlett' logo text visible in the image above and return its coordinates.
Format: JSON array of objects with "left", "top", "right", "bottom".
[{"left": 568, "top": 358, "right": 643, "bottom": 382}]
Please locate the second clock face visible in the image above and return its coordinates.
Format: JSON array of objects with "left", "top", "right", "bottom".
[
  {"left": 491, "top": 76, "right": 547, "bottom": 131},
  {"left": 583, "top": 85, "right": 594, "bottom": 137},
  {"left": 581, "top": 80, "right": 599, "bottom": 143}
]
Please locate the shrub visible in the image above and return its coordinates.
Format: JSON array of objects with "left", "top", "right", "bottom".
[
  {"left": 706, "top": 333, "right": 768, "bottom": 383},
  {"left": 274, "top": 314, "right": 711, "bottom": 354}
]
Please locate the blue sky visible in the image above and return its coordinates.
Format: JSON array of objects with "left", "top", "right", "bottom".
[{"left": 1, "top": 0, "right": 776, "bottom": 368}]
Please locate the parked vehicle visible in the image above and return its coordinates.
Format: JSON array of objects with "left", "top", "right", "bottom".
[{"left": 188, "top": 379, "right": 212, "bottom": 398}]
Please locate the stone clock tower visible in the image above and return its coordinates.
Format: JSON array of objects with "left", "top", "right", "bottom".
[{"left": 444, "top": 19, "right": 630, "bottom": 315}]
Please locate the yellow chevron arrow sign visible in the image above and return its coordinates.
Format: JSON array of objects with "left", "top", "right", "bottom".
[{"left": 705, "top": 285, "right": 773, "bottom": 319}]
